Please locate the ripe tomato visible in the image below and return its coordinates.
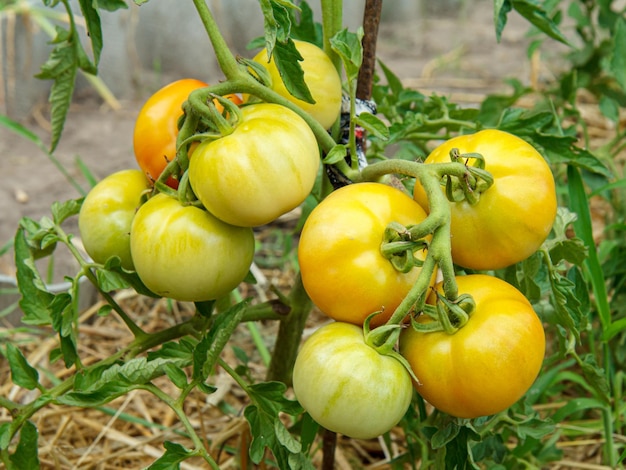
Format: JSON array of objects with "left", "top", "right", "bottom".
[
  {"left": 413, "top": 129, "right": 557, "bottom": 270},
  {"left": 78, "top": 169, "right": 150, "bottom": 270},
  {"left": 399, "top": 274, "right": 545, "bottom": 419},
  {"left": 188, "top": 103, "right": 320, "bottom": 227},
  {"left": 293, "top": 322, "right": 413, "bottom": 439},
  {"left": 252, "top": 40, "right": 342, "bottom": 129},
  {"left": 130, "top": 193, "right": 254, "bottom": 301},
  {"left": 133, "top": 79, "right": 208, "bottom": 188},
  {"left": 298, "top": 182, "right": 431, "bottom": 327}
]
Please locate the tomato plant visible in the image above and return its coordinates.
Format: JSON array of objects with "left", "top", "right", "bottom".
[
  {"left": 400, "top": 274, "right": 546, "bottom": 419},
  {"left": 413, "top": 129, "right": 557, "bottom": 270},
  {"left": 292, "top": 321, "right": 413, "bottom": 439},
  {"left": 188, "top": 102, "right": 320, "bottom": 227},
  {"left": 130, "top": 193, "right": 254, "bottom": 302},
  {"left": 78, "top": 169, "right": 150, "bottom": 270},
  {"left": 252, "top": 39, "right": 343, "bottom": 130},
  {"left": 298, "top": 182, "right": 431, "bottom": 327}
]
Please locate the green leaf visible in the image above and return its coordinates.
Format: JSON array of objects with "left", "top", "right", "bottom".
[
  {"left": 147, "top": 441, "right": 195, "bottom": 470},
  {"left": 551, "top": 397, "right": 607, "bottom": 423},
  {"left": 77, "top": 0, "right": 103, "bottom": 65},
  {"left": 51, "top": 198, "right": 83, "bottom": 225},
  {"left": 8, "top": 421, "right": 40, "bottom": 470},
  {"left": 0, "top": 115, "right": 48, "bottom": 153},
  {"left": 14, "top": 228, "right": 54, "bottom": 325},
  {"left": 377, "top": 60, "right": 404, "bottom": 98},
  {"left": 567, "top": 166, "right": 612, "bottom": 337},
  {"left": 289, "top": 1, "right": 322, "bottom": 46},
  {"left": 95, "top": 266, "right": 130, "bottom": 292},
  {"left": 580, "top": 353, "right": 610, "bottom": 403},
  {"left": 354, "top": 112, "right": 390, "bottom": 140},
  {"left": 511, "top": 0, "right": 571, "bottom": 46},
  {"left": 5, "top": 343, "right": 40, "bottom": 390},
  {"left": 164, "top": 363, "right": 188, "bottom": 390},
  {"left": 610, "top": 17, "right": 626, "bottom": 91},
  {"left": 330, "top": 28, "right": 363, "bottom": 82},
  {"left": 272, "top": 39, "right": 314, "bottom": 104},
  {"left": 94, "top": 0, "right": 129, "bottom": 12},
  {"left": 245, "top": 404, "right": 275, "bottom": 464},
  {"left": 192, "top": 301, "right": 247, "bottom": 382},
  {"left": 493, "top": 0, "right": 513, "bottom": 42},
  {"left": 322, "top": 144, "right": 347, "bottom": 164}
]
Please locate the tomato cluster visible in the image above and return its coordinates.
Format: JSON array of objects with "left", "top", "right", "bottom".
[
  {"left": 78, "top": 42, "right": 341, "bottom": 304},
  {"left": 293, "top": 129, "right": 554, "bottom": 438},
  {"left": 79, "top": 39, "right": 553, "bottom": 441}
]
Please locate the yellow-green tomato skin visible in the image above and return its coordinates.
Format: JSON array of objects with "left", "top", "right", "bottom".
[
  {"left": 78, "top": 169, "right": 150, "bottom": 270},
  {"left": 413, "top": 129, "right": 557, "bottom": 270},
  {"left": 399, "top": 274, "right": 546, "bottom": 419},
  {"left": 292, "top": 322, "right": 413, "bottom": 440},
  {"left": 188, "top": 103, "right": 320, "bottom": 227},
  {"left": 130, "top": 194, "right": 254, "bottom": 302},
  {"left": 253, "top": 40, "right": 342, "bottom": 129}
]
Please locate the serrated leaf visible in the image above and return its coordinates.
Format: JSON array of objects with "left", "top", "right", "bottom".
[
  {"left": 51, "top": 198, "right": 83, "bottom": 225},
  {"left": 245, "top": 405, "right": 274, "bottom": 464},
  {"left": 431, "top": 421, "right": 461, "bottom": 449},
  {"left": 512, "top": 0, "right": 571, "bottom": 46},
  {"left": 580, "top": 353, "right": 610, "bottom": 402},
  {"left": 610, "top": 17, "right": 626, "bottom": 91},
  {"left": 147, "top": 441, "right": 195, "bottom": 470},
  {"left": 549, "top": 239, "right": 587, "bottom": 266},
  {"left": 6, "top": 343, "right": 40, "bottom": 390},
  {"left": 164, "top": 363, "right": 188, "bottom": 389},
  {"left": 94, "top": 0, "right": 129, "bottom": 12},
  {"left": 77, "top": 0, "right": 103, "bottom": 66},
  {"left": 8, "top": 421, "right": 40, "bottom": 470},
  {"left": 378, "top": 60, "right": 404, "bottom": 98},
  {"left": 248, "top": 381, "right": 302, "bottom": 416},
  {"left": 272, "top": 39, "right": 314, "bottom": 104},
  {"left": 493, "top": 0, "right": 512, "bottom": 42},
  {"left": 48, "top": 68, "right": 77, "bottom": 153},
  {"left": 330, "top": 28, "right": 363, "bottom": 82},
  {"left": 95, "top": 267, "right": 130, "bottom": 292},
  {"left": 323, "top": 144, "right": 347, "bottom": 164},
  {"left": 14, "top": 228, "right": 54, "bottom": 325},
  {"left": 354, "top": 112, "right": 389, "bottom": 140},
  {"left": 274, "top": 419, "right": 301, "bottom": 453}
]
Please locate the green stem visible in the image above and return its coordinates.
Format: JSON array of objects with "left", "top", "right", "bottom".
[
  {"left": 191, "top": 0, "right": 240, "bottom": 79},
  {"left": 266, "top": 273, "right": 313, "bottom": 385},
  {"left": 142, "top": 384, "right": 220, "bottom": 469},
  {"left": 321, "top": 0, "right": 343, "bottom": 74}
]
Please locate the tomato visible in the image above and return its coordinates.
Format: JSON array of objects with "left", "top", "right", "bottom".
[
  {"left": 133, "top": 79, "right": 208, "bottom": 188},
  {"left": 78, "top": 169, "right": 150, "bottom": 270},
  {"left": 413, "top": 129, "right": 557, "bottom": 270},
  {"left": 399, "top": 274, "right": 545, "bottom": 419},
  {"left": 252, "top": 40, "right": 342, "bottom": 129},
  {"left": 298, "top": 182, "right": 431, "bottom": 327},
  {"left": 293, "top": 322, "right": 413, "bottom": 439},
  {"left": 129, "top": 193, "right": 254, "bottom": 301},
  {"left": 188, "top": 103, "right": 320, "bottom": 227}
]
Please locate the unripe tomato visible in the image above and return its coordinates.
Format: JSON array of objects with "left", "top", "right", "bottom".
[
  {"left": 188, "top": 103, "right": 320, "bottom": 227},
  {"left": 130, "top": 193, "right": 254, "bottom": 302},
  {"left": 298, "top": 182, "right": 431, "bottom": 327},
  {"left": 78, "top": 169, "right": 150, "bottom": 270},
  {"left": 399, "top": 274, "right": 545, "bottom": 419},
  {"left": 413, "top": 129, "right": 557, "bottom": 270},
  {"left": 293, "top": 322, "right": 413, "bottom": 439},
  {"left": 252, "top": 40, "right": 342, "bottom": 129},
  {"left": 133, "top": 79, "right": 208, "bottom": 188}
]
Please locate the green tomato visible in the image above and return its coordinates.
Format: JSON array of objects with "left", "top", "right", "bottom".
[
  {"left": 188, "top": 103, "right": 320, "bottom": 227},
  {"left": 293, "top": 322, "right": 413, "bottom": 440},
  {"left": 78, "top": 169, "right": 150, "bottom": 270},
  {"left": 130, "top": 193, "right": 254, "bottom": 301}
]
